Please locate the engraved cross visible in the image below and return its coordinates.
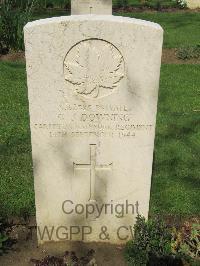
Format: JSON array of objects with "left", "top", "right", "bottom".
[{"left": 73, "top": 144, "right": 113, "bottom": 202}]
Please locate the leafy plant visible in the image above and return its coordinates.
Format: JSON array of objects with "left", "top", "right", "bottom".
[
  {"left": 125, "top": 216, "right": 200, "bottom": 265},
  {"left": 177, "top": 45, "right": 200, "bottom": 60},
  {"left": 0, "top": 0, "right": 36, "bottom": 53},
  {"left": 125, "top": 215, "right": 173, "bottom": 265},
  {"left": 171, "top": 222, "right": 200, "bottom": 263},
  {"left": 176, "top": 0, "right": 187, "bottom": 8}
]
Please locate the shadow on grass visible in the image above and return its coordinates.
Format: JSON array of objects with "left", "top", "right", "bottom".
[
  {"left": 151, "top": 111, "right": 200, "bottom": 215},
  {"left": 0, "top": 134, "right": 31, "bottom": 156}
]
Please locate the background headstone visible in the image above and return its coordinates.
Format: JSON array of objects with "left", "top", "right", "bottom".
[
  {"left": 71, "top": 0, "right": 112, "bottom": 15},
  {"left": 186, "top": 0, "right": 200, "bottom": 8},
  {"left": 24, "top": 1, "right": 163, "bottom": 244}
]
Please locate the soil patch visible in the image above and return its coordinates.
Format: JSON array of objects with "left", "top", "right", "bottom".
[
  {"left": 0, "top": 52, "right": 25, "bottom": 63},
  {"left": 162, "top": 48, "right": 200, "bottom": 64},
  {"left": 0, "top": 227, "right": 126, "bottom": 266}
]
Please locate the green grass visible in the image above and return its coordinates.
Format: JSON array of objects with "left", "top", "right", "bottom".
[
  {"left": 0, "top": 62, "right": 199, "bottom": 218},
  {"left": 0, "top": 61, "right": 35, "bottom": 218},
  {"left": 31, "top": 11, "right": 200, "bottom": 49},
  {"left": 150, "top": 64, "right": 200, "bottom": 216},
  {"left": 120, "top": 12, "right": 200, "bottom": 48},
  {"left": 113, "top": 0, "right": 178, "bottom": 8}
]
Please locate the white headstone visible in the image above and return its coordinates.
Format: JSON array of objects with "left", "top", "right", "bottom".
[
  {"left": 24, "top": 0, "right": 163, "bottom": 244},
  {"left": 71, "top": 0, "right": 112, "bottom": 15}
]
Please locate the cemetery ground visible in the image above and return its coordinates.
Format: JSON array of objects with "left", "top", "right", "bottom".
[
  {"left": 0, "top": 10, "right": 199, "bottom": 266},
  {"left": 0, "top": 62, "right": 200, "bottom": 218}
]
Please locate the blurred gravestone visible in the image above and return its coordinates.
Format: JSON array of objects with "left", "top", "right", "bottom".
[
  {"left": 186, "top": 0, "right": 200, "bottom": 8},
  {"left": 71, "top": 0, "right": 112, "bottom": 14}
]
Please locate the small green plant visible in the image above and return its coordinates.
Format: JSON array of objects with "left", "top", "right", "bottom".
[
  {"left": 177, "top": 45, "right": 200, "bottom": 60},
  {"left": 125, "top": 217, "right": 200, "bottom": 265},
  {"left": 172, "top": 222, "right": 200, "bottom": 263},
  {"left": 177, "top": 0, "right": 187, "bottom": 8},
  {"left": 125, "top": 216, "right": 172, "bottom": 266}
]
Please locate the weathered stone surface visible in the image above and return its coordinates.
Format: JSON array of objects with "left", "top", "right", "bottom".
[
  {"left": 71, "top": 0, "right": 112, "bottom": 15},
  {"left": 24, "top": 15, "right": 163, "bottom": 244}
]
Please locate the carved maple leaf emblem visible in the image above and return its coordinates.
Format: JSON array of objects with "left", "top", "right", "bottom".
[{"left": 64, "top": 40, "right": 124, "bottom": 98}]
